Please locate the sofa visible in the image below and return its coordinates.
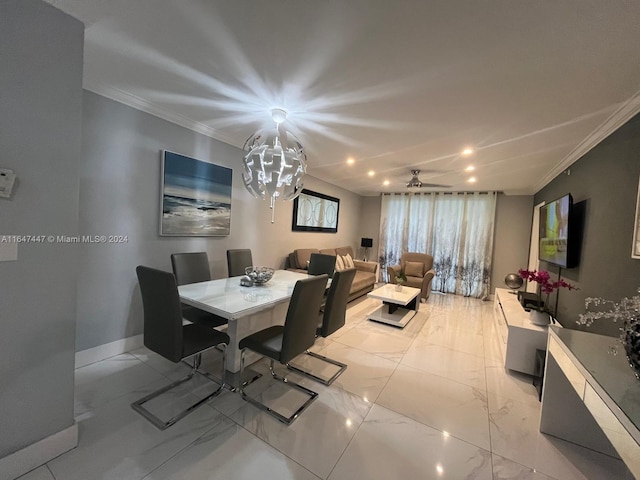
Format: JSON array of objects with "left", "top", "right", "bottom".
[
  {"left": 287, "top": 246, "right": 378, "bottom": 302},
  {"left": 387, "top": 252, "right": 436, "bottom": 301}
]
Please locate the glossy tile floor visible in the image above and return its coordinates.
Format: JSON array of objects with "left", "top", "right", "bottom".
[{"left": 20, "top": 293, "right": 633, "bottom": 480}]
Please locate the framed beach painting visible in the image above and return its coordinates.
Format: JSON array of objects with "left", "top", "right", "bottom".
[{"left": 160, "top": 151, "right": 232, "bottom": 236}]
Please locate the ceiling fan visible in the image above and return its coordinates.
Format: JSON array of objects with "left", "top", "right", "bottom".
[{"left": 406, "top": 170, "right": 451, "bottom": 189}]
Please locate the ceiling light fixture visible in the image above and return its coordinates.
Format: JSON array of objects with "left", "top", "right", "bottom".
[
  {"left": 383, "top": 180, "right": 390, "bottom": 186},
  {"left": 462, "top": 148, "right": 474, "bottom": 156},
  {"left": 465, "top": 165, "right": 475, "bottom": 172},
  {"left": 368, "top": 170, "right": 375, "bottom": 177},
  {"left": 242, "top": 108, "right": 307, "bottom": 223},
  {"left": 347, "top": 157, "right": 355, "bottom": 165},
  {"left": 467, "top": 176, "right": 477, "bottom": 183}
]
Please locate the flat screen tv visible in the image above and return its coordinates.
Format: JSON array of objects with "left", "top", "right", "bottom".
[{"left": 538, "top": 193, "right": 578, "bottom": 268}]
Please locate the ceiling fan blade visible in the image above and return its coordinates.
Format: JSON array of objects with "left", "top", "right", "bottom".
[{"left": 418, "top": 183, "right": 451, "bottom": 188}]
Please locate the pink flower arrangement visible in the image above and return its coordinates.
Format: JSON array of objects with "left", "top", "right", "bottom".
[
  {"left": 518, "top": 269, "right": 577, "bottom": 313},
  {"left": 518, "top": 269, "right": 576, "bottom": 295}
]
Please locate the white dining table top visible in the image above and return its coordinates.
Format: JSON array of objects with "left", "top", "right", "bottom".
[{"left": 178, "top": 269, "right": 313, "bottom": 320}]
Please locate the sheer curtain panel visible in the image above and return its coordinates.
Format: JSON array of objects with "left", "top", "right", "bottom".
[{"left": 378, "top": 192, "right": 496, "bottom": 299}]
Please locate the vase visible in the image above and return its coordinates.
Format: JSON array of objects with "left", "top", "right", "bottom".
[
  {"left": 395, "top": 284, "right": 403, "bottom": 292},
  {"left": 623, "top": 317, "right": 640, "bottom": 379},
  {"left": 529, "top": 310, "right": 550, "bottom": 326}
]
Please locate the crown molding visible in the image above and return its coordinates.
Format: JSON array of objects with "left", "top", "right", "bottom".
[
  {"left": 534, "top": 90, "right": 640, "bottom": 193},
  {"left": 83, "top": 77, "right": 244, "bottom": 148}
]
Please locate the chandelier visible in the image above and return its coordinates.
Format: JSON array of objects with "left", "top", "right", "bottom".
[{"left": 242, "top": 108, "right": 307, "bottom": 223}]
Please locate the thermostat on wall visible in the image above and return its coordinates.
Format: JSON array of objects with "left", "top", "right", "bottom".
[{"left": 0, "top": 168, "right": 16, "bottom": 198}]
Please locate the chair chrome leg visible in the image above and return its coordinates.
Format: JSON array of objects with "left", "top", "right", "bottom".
[
  {"left": 240, "top": 358, "right": 318, "bottom": 425},
  {"left": 287, "top": 350, "right": 347, "bottom": 386},
  {"left": 131, "top": 345, "right": 227, "bottom": 430}
]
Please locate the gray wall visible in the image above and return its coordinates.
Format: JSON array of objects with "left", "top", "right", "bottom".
[
  {"left": 491, "top": 194, "right": 534, "bottom": 294},
  {"left": 0, "top": 0, "right": 83, "bottom": 458},
  {"left": 534, "top": 113, "right": 640, "bottom": 336},
  {"left": 77, "top": 91, "right": 364, "bottom": 351}
]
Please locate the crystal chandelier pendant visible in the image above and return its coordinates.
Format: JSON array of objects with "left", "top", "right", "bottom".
[{"left": 242, "top": 109, "right": 307, "bottom": 223}]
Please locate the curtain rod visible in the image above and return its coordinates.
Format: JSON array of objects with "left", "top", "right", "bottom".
[{"left": 380, "top": 191, "right": 499, "bottom": 196}]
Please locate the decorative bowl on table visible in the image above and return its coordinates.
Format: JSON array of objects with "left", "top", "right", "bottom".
[{"left": 244, "top": 266, "right": 275, "bottom": 285}]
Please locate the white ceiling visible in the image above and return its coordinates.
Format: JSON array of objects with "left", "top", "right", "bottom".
[{"left": 45, "top": 0, "right": 640, "bottom": 196}]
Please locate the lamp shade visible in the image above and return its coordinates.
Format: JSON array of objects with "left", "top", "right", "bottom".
[{"left": 361, "top": 238, "right": 373, "bottom": 248}]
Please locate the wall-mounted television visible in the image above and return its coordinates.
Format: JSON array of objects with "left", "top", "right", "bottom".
[{"left": 539, "top": 193, "right": 579, "bottom": 268}]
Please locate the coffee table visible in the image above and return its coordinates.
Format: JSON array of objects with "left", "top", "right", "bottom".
[{"left": 367, "top": 284, "right": 421, "bottom": 328}]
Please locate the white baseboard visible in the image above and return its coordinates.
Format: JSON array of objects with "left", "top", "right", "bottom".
[
  {"left": 75, "top": 334, "right": 143, "bottom": 368},
  {"left": 0, "top": 422, "right": 78, "bottom": 480}
]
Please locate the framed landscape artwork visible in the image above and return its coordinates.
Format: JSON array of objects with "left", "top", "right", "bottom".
[
  {"left": 160, "top": 150, "right": 232, "bottom": 236},
  {"left": 292, "top": 189, "right": 340, "bottom": 233},
  {"left": 633, "top": 177, "right": 640, "bottom": 259}
]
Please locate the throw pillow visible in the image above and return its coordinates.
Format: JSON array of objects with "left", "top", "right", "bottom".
[
  {"left": 335, "top": 255, "right": 345, "bottom": 272},
  {"left": 343, "top": 253, "right": 355, "bottom": 269},
  {"left": 405, "top": 261, "right": 423, "bottom": 277}
]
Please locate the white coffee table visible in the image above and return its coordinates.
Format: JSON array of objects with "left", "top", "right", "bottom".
[{"left": 367, "top": 284, "right": 421, "bottom": 328}]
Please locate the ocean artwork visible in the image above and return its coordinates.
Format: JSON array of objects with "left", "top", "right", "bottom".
[{"left": 160, "top": 151, "right": 232, "bottom": 236}]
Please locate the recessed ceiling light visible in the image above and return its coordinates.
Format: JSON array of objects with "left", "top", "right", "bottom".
[
  {"left": 462, "top": 148, "right": 474, "bottom": 156},
  {"left": 465, "top": 165, "right": 475, "bottom": 172},
  {"left": 346, "top": 157, "right": 355, "bottom": 165},
  {"left": 467, "top": 177, "right": 477, "bottom": 183},
  {"left": 368, "top": 170, "right": 375, "bottom": 177},
  {"left": 383, "top": 179, "right": 390, "bottom": 186}
]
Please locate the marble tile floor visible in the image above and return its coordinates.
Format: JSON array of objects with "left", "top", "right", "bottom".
[{"left": 18, "top": 293, "right": 634, "bottom": 480}]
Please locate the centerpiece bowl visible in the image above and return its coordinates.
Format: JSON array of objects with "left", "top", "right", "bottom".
[{"left": 244, "top": 266, "right": 275, "bottom": 285}]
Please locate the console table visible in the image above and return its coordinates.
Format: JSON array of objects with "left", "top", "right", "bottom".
[
  {"left": 494, "top": 288, "right": 555, "bottom": 375},
  {"left": 541, "top": 327, "right": 640, "bottom": 478}
]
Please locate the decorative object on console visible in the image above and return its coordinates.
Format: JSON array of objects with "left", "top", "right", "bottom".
[
  {"left": 242, "top": 108, "right": 306, "bottom": 224},
  {"left": 518, "top": 269, "right": 577, "bottom": 325},
  {"left": 244, "top": 266, "right": 275, "bottom": 285},
  {"left": 504, "top": 273, "right": 524, "bottom": 294},
  {"left": 577, "top": 288, "right": 640, "bottom": 379},
  {"left": 361, "top": 237, "right": 373, "bottom": 261}
]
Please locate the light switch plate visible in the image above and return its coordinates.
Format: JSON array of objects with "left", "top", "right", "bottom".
[
  {"left": 0, "top": 168, "right": 17, "bottom": 198},
  {"left": 0, "top": 242, "right": 18, "bottom": 261}
]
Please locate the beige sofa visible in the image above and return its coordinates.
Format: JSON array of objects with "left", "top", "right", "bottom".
[{"left": 287, "top": 246, "right": 378, "bottom": 302}]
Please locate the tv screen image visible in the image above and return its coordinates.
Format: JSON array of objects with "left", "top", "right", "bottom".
[{"left": 539, "top": 194, "right": 572, "bottom": 267}]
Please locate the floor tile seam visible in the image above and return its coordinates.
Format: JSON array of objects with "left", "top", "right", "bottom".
[
  {"left": 233, "top": 406, "right": 336, "bottom": 480},
  {"left": 329, "top": 337, "right": 404, "bottom": 365},
  {"left": 137, "top": 412, "right": 259, "bottom": 480},
  {"left": 323, "top": 400, "right": 376, "bottom": 480},
  {"left": 396, "top": 359, "right": 488, "bottom": 392},
  {"left": 408, "top": 337, "right": 488, "bottom": 361},
  {"left": 74, "top": 351, "right": 139, "bottom": 371},
  {"left": 371, "top": 399, "right": 492, "bottom": 454}
]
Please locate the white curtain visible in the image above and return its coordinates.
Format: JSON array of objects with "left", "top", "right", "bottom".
[{"left": 378, "top": 192, "right": 497, "bottom": 299}]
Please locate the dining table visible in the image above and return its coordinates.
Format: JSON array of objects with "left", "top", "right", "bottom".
[{"left": 178, "top": 269, "right": 316, "bottom": 382}]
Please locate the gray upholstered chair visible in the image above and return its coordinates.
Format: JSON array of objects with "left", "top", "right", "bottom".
[
  {"left": 171, "top": 252, "right": 227, "bottom": 329},
  {"left": 226, "top": 249, "right": 253, "bottom": 277},
  {"left": 288, "top": 268, "right": 356, "bottom": 385},
  {"left": 132, "top": 266, "right": 229, "bottom": 430},
  {"left": 308, "top": 253, "right": 336, "bottom": 278},
  {"left": 387, "top": 252, "right": 436, "bottom": 300},
  {"left": 238, "top": 274, "right": 329, "bottom": 424}
]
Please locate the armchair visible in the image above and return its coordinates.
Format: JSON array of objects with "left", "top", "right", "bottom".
[{"left": 387, "top": 252, "right": 436, "bottom": 301}]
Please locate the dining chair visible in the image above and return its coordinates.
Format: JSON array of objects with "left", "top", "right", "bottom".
[
  {"left": 308, "top": 253, "right": 336, "bottom": 278},
  {"left": 287, "top": 267, "right": 356, "bottom": 385},
  {"left": 238, "top": 274, "right": 329, "bottom": 424},
  {"left": 171, "top": 252, "right": 227, "bottom": 329},
  {"left": 132, "top": 266, "right": 230, "bottom": 430},
  {"left": 226, "top": 249, "right": 253, "bottom": 277}
]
